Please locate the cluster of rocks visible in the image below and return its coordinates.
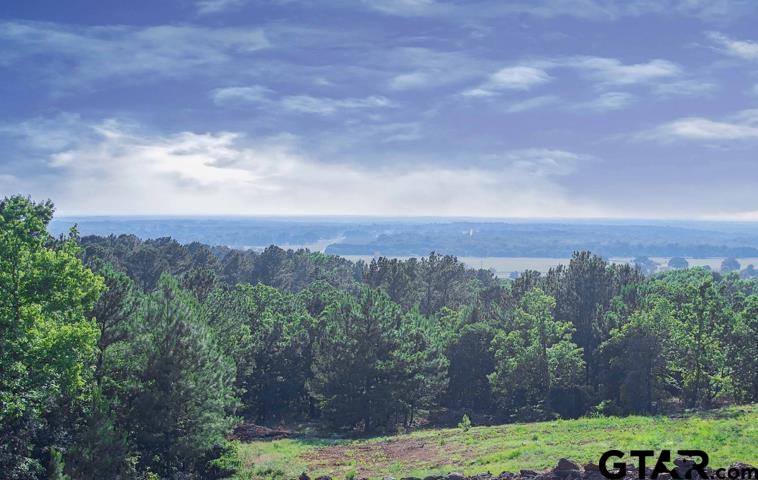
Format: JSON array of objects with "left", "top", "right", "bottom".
[{"left": 298, "top": 458, "right": 756, "bottom": 480}]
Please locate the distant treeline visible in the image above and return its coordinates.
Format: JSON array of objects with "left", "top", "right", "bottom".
[
  {"left": 3, "top": 196, "right": 757, "bottom": 479},
  {"left": 52, "top": 217, "right": 758, "bottom": 258},
  {"left": 326, "top": 224, "right": 758, "bottom": 258}
]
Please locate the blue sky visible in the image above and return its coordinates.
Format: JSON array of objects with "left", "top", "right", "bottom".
[{"left": 1, "top": 0, "right": 757, "bottom": 218}]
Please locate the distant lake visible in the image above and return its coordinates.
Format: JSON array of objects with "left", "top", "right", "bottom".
[{"left": 340, "top": 255, "right": 758, "bottom": 277}]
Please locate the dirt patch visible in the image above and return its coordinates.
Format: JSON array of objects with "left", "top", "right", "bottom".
[{"left": 302, "top": 434, "right": 476, "bottom": 477}]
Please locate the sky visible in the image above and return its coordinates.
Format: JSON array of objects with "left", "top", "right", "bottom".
[{"left": 1, "top": 0, "right": 757, "bottom": 219}]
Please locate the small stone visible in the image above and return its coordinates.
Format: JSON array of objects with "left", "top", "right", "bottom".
[
  {"left": 557, "top": 459, "right": 581, "bottom": 471},
  {"left": 583, "top": 463, "right": 600, "bottom": 472},
  {"left": 447, "top": 473, "right": 466, "bottom": 480}
]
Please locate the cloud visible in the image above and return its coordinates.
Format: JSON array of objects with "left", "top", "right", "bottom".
[
  {"left": 463, "top": 66, "right": 552, "bottom": 97},
  {"left": 570, "top": 57, "right": 681, "bottom": 85},
  {"left": 707, "top": 32, "right": 758, "bottom": 60},
  {"left": 1, "top": 116, "right": 601, "bottom": 217},
  {"left": 504, "top": 95, "right": 561, "bottom": 113},
  {"left": 504, "top": 0, "right": 755, "bottom": 21},
  {"left": 210, "top": 85, "right": 392, "bottom": 115},
  {"left": 360, "top": 0, "right": 441, "bottom": 16},
  {"left": 579, "top": 92, "right": 635, "bottom": 112},
  {"left": 195, "top": 0, "right": 249, "bottom": 15},
  {"left": 351, "top": 0, "right": 756, "bottom": 21},
  {"left": 384, "top": 47, "right": 488, "bottom": 91},
  {"left": 280, "top": 95, "right": 392, "bottom": 115},
  {"left": 388, "top": 71, "right": 435, "bottom": 90},
  {"left": 0, "top": 21, "right": 269, "bottom": 87},
  {"left": 211, "top": 85, "right": 274, "bottom": 104},
  {"left": 462, "top": 56, "right": 681, "bottom": 108},
  {"left": 497, "top": 148, "right": 585, "bottom": 176},
  {"left": 652, "top": 79, "right": 718, "bottom": 97},
  {"left": 643, "top": 110, "right": 758, "bottom": 141}
]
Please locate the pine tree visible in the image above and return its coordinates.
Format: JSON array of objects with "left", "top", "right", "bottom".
[{"left": 125, "top": 275, "right": 237, "bottom": 475}]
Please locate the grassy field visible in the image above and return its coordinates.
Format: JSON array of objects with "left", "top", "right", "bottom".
[{"left": 233, "top": 405, "right": 757, "bottom": 479}]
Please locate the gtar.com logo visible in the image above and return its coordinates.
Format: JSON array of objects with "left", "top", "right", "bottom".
[{"left": 599, "top": 450, "right": 757, "bottom": 480}]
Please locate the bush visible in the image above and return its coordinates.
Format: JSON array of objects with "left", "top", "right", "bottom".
[{"left": 458, "top": 414, "right": 472, "bottom": 432}]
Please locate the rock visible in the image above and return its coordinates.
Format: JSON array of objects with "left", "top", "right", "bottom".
[
  {"left": 315, "top": 477, "right": 332, "bottom": 480},
  {"left": 497, "top": 472, "right": 515, "bottom": 480},
  {"left": 555, "top": 471, "right": 580, "bottom": 480},
  {"left": 299, "top": 473, "right": 310, "bottom": 480},
  {"left": 535, "top": 474, "right": 560, "bottom": 480},
  {"left": 674, "top": 457, "right": 701, "bottom": 480},
  {"left": 383, "top": 477, "right": 396, "bottom": 480},
  {"left": 584, "top": 472, "right": 606, "bottom": 480},
  {"left": 446, "top": 473, "right": 466, "bottom": 480},
  {"left": 473, "top": 473, "right": 493, "bottom": 480},
  {"left": 520, "top": 470, "right": 539, "bottom": 477},
  {"left": 421, "top": 476, "right": 442, "bottom": 480},
  {"left": 583, "top": 463, "right": 600, "bottom": 472},
  {"left": 556, "top": 459, "right": 581, "bottom": 472}
]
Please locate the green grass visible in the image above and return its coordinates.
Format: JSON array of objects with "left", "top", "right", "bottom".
[{"left": 234, "top": 405, "right": 757, "bottom": 480}]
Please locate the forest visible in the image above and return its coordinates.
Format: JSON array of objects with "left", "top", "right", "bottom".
[{"left": 2, "top": 195, "right": 757, "bottom": 479}]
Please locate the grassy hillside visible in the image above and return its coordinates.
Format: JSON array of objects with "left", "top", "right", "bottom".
[{"left": 234, "top": 405, "right": 757, "bottom": 480}]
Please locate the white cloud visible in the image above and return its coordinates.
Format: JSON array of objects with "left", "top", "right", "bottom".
[
  {"left": 707, "top": 32, "right": 758, "bottom": 60},
  {"left": 731, "top": 109, "right": 758, "bottom": 125},
  {"left": 4, "top": 116, "right": 602, "bottom": 217},
  {"left": 0, "top": 21, "right": 269, "bottom": 86},
  {"left": 196, "top": 0, "right": 249, "bottom": 15},
  {"left": 644, "top": 111, "right": 758, "bottom": 141},
  {"left": 580, "top": 92, "right": 635, "bottom": 112},
  {"left": 384, "top": 47, "right": 488, "bottom": 91},
  {"left": 463, "top": 56, "right": 681, "bottom": 108},
  {"left": 463, "top": 66, "right": 552, "bottom": 97},
  {"left": 505, "top": 95, "right": 561, "bottom": 113},
  {"left": 353, "top": 0, "right": 755, "bottom": 21},
  {"left": 498, "top": 149, "right": 585, "bottom": 176},
  {"left": 652, "top": 80, "right": 718, "bottom": 97},
  {"left": 570, "top": 57, "right": 681, "bottom": 85},
  {"left": 388, "top": 71, "right": 435, "bottom": 90},
  {"left": 360, "top": 0, "right": 441, "bottom": 16},
  {"left": 280, "top": 95, "right": 392, "bottom": 115},
  {"left": 210, "top": 85, "right": 392, "bottom": 115},
  {"left": 211, "top": 85, "right": 274, "bottom": 105}
]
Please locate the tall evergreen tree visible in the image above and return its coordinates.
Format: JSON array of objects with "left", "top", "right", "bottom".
[{"left": 124, "top": 275, "right": 237, "bottom": 476}]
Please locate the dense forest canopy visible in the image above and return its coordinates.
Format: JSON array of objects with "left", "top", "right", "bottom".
[{"left": 2, "top": 195, "right": 757, "bottom": 479}]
